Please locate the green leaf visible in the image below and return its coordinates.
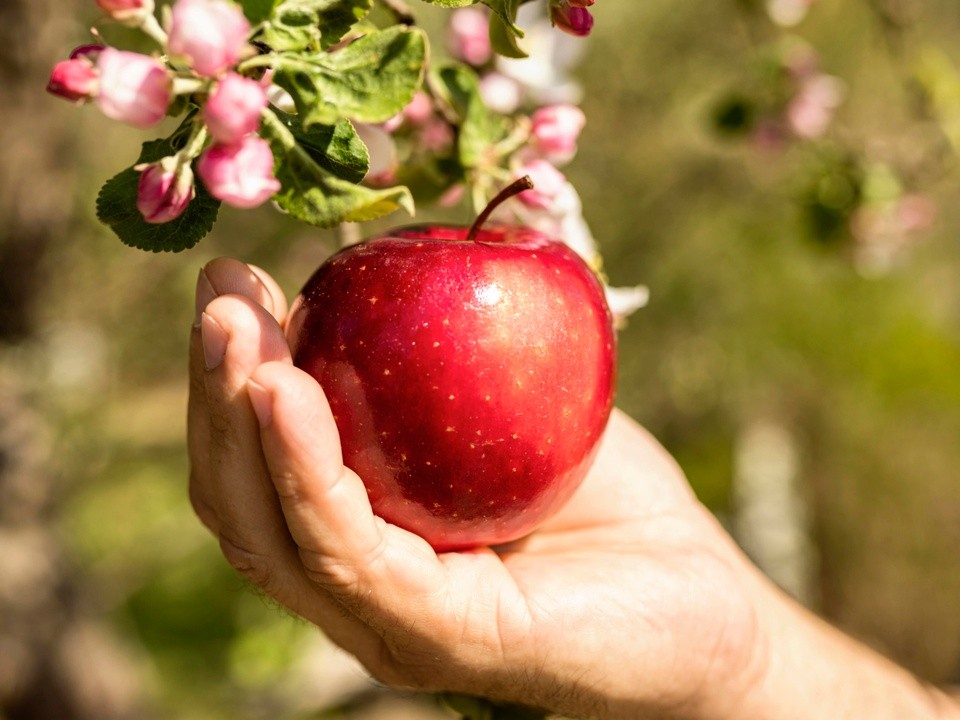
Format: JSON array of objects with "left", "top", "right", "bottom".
[
  {"left": 489, "top": 12, "right": 527, "bottom": 58},
  {"left": 240, "top": 0, "right": 281, "bottom": 23},
  {"left": 481, "top": 0, "right": 524, "bottom": 45},
  {"left": 261, "top": 4, "right": 323, "bottom": 51},
  {"left": 271, "top": 109, "right": 369, "bottom": 183},
  {"left": 96, "top": 136, "right": 220, "bottom": 253},
  {"left": 272, "top": 25, "right": 426, "bottom": 127},
  {"left": 431, "top": 62, "right": 510, "bottom": 168},
  {"left": 262, "top": 110, "right": 414, "bottom": 227},
  {"left": 316, "top": 0, "right": 373, "bottom": 49},
  {"left": 259, "top": 0, "right": 373, "bottom": 52}
]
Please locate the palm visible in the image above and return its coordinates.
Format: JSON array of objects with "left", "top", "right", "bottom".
[{"left": 359, "top": 411, "right": 755, "bottom": 716}]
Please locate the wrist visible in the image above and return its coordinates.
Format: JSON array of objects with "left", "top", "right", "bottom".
[{"left": 733, "top": 570, "right": 958, "bottom": 720}]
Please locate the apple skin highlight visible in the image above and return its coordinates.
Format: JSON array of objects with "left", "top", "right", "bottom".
[{"left": 286, "top": 225, "right": 616, "bottom": 551}]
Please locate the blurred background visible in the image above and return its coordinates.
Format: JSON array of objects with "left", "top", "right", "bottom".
[{"left": 2, "top": 0, "right": 960, "bottom": 718}]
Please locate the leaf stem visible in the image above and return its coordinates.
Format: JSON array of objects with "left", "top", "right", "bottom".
[
  {"left": 172, "top": 77, "right": 206, "bottom": 96},
  {"left": 238, "top": 54, "right": 280, "bottom": 73},
  {"left": 261, "top": 106, "right": 297, "bottom": 151},
  {"left": 181, "top": 123, "right": 209, "bottom": 160}
]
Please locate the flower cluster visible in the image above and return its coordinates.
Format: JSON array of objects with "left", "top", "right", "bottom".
[
  {"left": 709, "top": 1, "right": 938, "bottom": 273},
  {"left": 355, "top": 5, "right": 646, "bottom": 318},
  {"left": 47, "top": 0, "right": 280, "bottom": 223},
  {"left": 754, "top": 42, "right": 846, "bottom": 149},
  {"left": 44, "top": 0, "right": 638, "bottom": 310}
]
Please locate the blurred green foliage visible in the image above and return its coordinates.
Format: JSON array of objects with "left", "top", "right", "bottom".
[{"left": 6, "top": 0, "right": 960, "bottom": 717}]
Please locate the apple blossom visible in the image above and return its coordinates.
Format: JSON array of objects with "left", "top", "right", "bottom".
[
  {"left": 511, "top": 177, "right": 650, "bottom": 320},
  {"left": 497, "top": 5, "right": 586, "bottom": 105},
  {"left": 136, "top": 156, "right": 196, "bottom": 223},
  {"left": 787, "top": 74, "right": 845, "bottom": 139},
  {"left": 96, "top": 0, "right": 155, "bottom": 24},
  {"left": 167, "top": 0, "right": 250, "bottom": 77},
  {"left": 515, "top": 159, "right": 568, "bottom": 210},
  {"left": 96, "top": 48, "right": 171, "bottom": 127},
  {"left": 203, "top": 73, "right": 268, "bottom": 145},
  {"left": 197, "top": 136, "right": 281, "bottom": 208},
  {"left": 47, "top": 56, "right": 99, "bottom": 103},
  {"left": 479, "top": 72, "right": 523, "bottom": 114},
  {"left": 550, "top": 2, "right": 594, "bottom": 37},
  {"left": 447, "top": 7, "right": 492, "bottom": 67},
  {"left": 530, "top": 104, "right": 586, "bottom": 164},
  {"left": 767, "top": 0, "right": 818, "bottom": 27}
]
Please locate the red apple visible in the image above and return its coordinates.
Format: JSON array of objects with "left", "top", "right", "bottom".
[{"left": 285, "top": 184, "right": 616, "bottom": 551}]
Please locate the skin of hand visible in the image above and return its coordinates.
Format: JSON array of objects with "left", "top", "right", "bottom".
[{"left": 188, "top": 258, "right": 960, "bottom": 720}]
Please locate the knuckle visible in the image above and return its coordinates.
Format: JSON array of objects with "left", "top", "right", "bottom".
[
  {"left": 269, "top": 468, "right": 302, "bottom": 503},
  {"left": 297, "top": 528, "right": 389, "bottom": 594},
  {"left": 299, "top": 547, "right": 360, "bottom": 592},
  {"left": 219, "top": 530, "right": 278, "bottom": 594}
]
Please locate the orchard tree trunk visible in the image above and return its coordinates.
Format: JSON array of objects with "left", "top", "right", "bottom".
[{"left": 0, "top": 1, "right": 146, "bottom": 718}]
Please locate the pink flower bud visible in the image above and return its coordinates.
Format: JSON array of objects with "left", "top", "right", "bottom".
[
  {"left": 96, "top": 49, "right": 171, "bottom": 128},
  {"left": 550, "top": 2, "right": 594, "bottom": 37},
  {"left": 447, "top": 7, "right": 492, "bottom": 66},
  {"left": 418, "top": 119, "right": 454, "bottom": 153},
  {"left": 383, "top": 92, "right": 433, "bottom": 132},
  {"left": 530, "top": 104, "right": 586, "bottom": 164},
  {"left": 136, "top": 156, "right": 195, "bottom": 223},
  {"left": 70, "top": 44, "right": 106, "bottom": 60},
  {"left": 197, "top": 136, "right": 281, "bottom": 209},
  {"left": 96, "top": 0, "right": 155, "bottom": 23},
  {"left": 403, "top": 92, "right": 434, "bottom": 125},
  {"left": 203, "top": 73, "right": 268, "bottom": 144},
  {"left": 516, "top": 159, "right": 567, "bottom": 210},
  {"left": 47, "top": 57, "right": 99, "bottom": 103},
  {"left": 168, "top": 0, "right": 251, "bottom": 77}
]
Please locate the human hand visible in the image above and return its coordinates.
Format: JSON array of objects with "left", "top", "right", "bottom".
[
  {"left": 187, "top": 257, "right": 763, "bottom": 720},
  {"left": 188, "top": 257, "right": 960, "bottom": 720}
]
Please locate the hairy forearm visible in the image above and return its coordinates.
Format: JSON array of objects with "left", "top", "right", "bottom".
[{"left": 737, "top": 577, "right": 960, "bottom": 720}]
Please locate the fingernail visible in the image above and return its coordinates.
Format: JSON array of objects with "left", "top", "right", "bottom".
[
  {"left": 201, "top": 312, "right": 227, "bottom": 370},
  {"left": 247, "top": 379, "right": 273, "bottom": 428},
  {"left": 195, "top": 268, "right": 218, "bottom": 327}
]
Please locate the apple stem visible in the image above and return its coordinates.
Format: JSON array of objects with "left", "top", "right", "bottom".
[{"left": 466, "top": 176, "right": 534, "bottom": 243}]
